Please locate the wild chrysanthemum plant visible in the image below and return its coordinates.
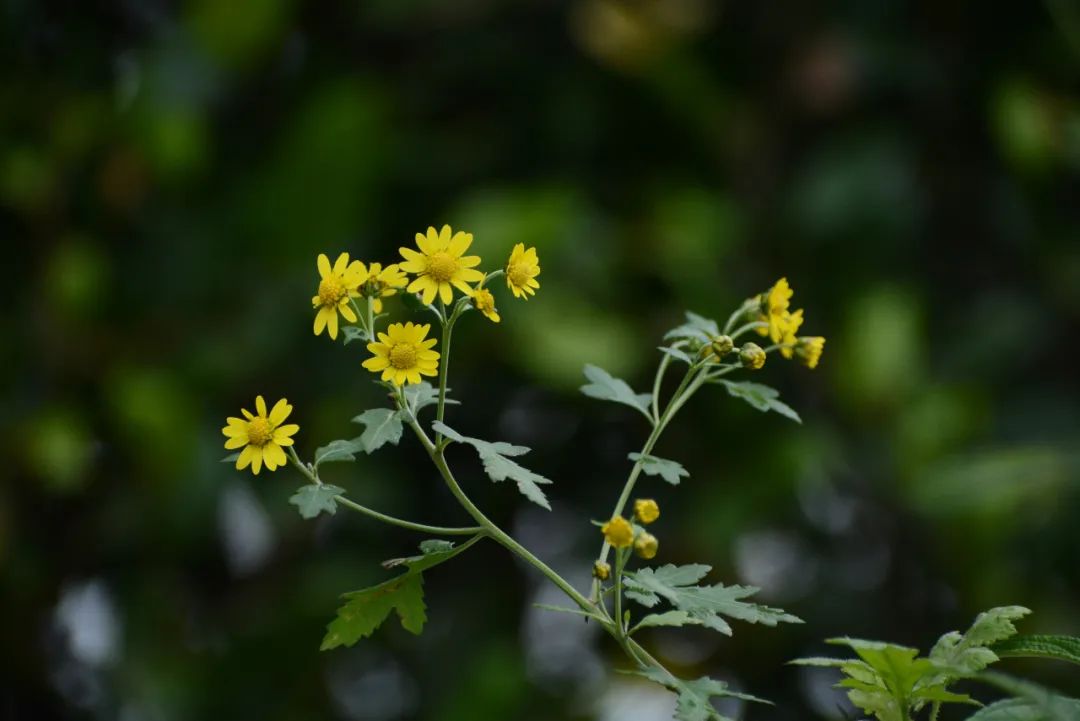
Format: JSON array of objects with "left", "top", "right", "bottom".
[{"left": 222, "top": 226, "right": 828, "bottom": 720}]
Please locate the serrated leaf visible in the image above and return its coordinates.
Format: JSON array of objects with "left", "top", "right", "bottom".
[
  {"left": 719, "top": 380, "right": 801, "bottom": 423},
  {"left": 630, "top": 666, "right": 767, "bottom": 721},
  {"left": 432, "top": 421, "right": 552, "bottom": 510},
  {"left": 320, "top": 573, "right": 426, "bottom": 649},
  {"left": 966, "top": 698, "right": 1080, "bottom": 721},
  {"left": 352, "top": 408, "right": 405, "bottom": 452},
  {"left": 664, "top": 311, "right": 720, "bottom": 344},
  {"left": 630, "top": 452, "right": 689, "bottom": 485},
  {"left": 580, "top": 364, "right": 653, "bottom": 420},
  {"left": 402, "top": 381, "right": 459, "bottom": 416},
  {"left": 659, "top": 346, "right": 694, "bottom": 364},
  {"left": 342, "top": 325, "right": 369, "bottom": 345},
  {"left": 930, "top": 606, "right": 1031, "bottom": 676},
  {"left": 992, "top": 635, "right": 1080, "bottom": 666},
  {"left": 633, "top": 610, "right": 702, "bottom": 631},
  {"left": 977, "top": 673, "right": 1080, "bottom": 721},
  {"left": 289, "top": 484, "right": 346, "bottom": 519},
  {"left": 623, "top": 564, "right": 712, "bottom": 606},
  {"left": 314, "top": 438, "right": 364, "bottom": 467}
]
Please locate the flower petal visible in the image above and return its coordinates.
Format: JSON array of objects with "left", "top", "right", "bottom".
[
  {"left": 317, "top": 253, "right": 331, "bottom": 278},
  {"left": 447, "top": 231, "right": 473, "bottom": 256},
  {"left": 269, "top": 398, "right": 292, "bottom": 425},
  {"left": 255, "top": 396, "right": 267, "bottom": 417},
  {"left": 224, "top": 435, "right": 248, "bottom": 449},
  {"left": 332, "top": 252, "right": 350, "bottom": 275},
  {"left": 327, "top": 310, "right": 339, "bottom": 340},
  {"left": 236, "top": 444, "right": 255, "bottom": 470}
]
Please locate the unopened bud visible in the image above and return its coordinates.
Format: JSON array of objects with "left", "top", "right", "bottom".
[
  {"left": 634, "top": 532, "right": 659, "bottom": 560},
  {"left": 708, "top": 335, "right": 734, "bottom": 361},
  {"left": 634, "top": 498, "right": 660, "bottom": 525},
  {"left": 593, "top": 561, "right": 611, "bottom": 581}
]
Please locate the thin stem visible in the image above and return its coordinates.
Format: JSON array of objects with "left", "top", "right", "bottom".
[
  {"left": 367, "top": 296, "right": 375, "bottom": 337},
  {"left": 650, "top": 351, "right": 672, "bottom": 424},
  {"left": 929, "top": 701, "right": 941, "bottom": 721},
  {"left": 286, "top": 447, "right": 483, "bottom": 536},
  {"left": 614, "top": 547, "right": 626, "bottom": 638},
  {"left": 723, "top": 299, "right": 754, "bottom": 335}
]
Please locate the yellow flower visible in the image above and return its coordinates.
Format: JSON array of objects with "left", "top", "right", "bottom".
[
  {"left": 312, "top": 253, "right": 366, "bottom": 340},
  {"left": 756, "top": 277, "right": 794, "bottom": 343},
  {"left": 362, "top": 322, "right": 440, "bottom": 386},
  {"left": 601, "top": 516, "right": 634, "bottom": 548},
  {"left": 399, "top": 225, "right": 484, "bottom": 305},
  {"left": 634, "top": 498, "right": 660, "bottom": 524},
  {"left": 222, "top": 396, "right": 299, "bottom": 475},
  {"left": 795, "top": 336, "right": 825, "bottom": 368},
  {"left": 505, "top": 243, "right": 540, "bottom": 299},
  {"left": 593, "top": 561, "right": 611, "bottom": 581},
  {"left": 468, "top": 285, "right": 501, "bottom": 323},
  {"left": 778, "top": 308, "right": 805, "bottom": 358},
  {"left": 634, "top": 532, "right": 659, "bottom": 560},
  {"left": 360, "top": 262, "right": 409, "bottom": 313},
  {"left": 740, "top": 342, "right": 766, "bottom": 370}
]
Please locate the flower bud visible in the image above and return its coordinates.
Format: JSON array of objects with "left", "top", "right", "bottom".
[
  {"left": 601, "top": 516, "right": 634, "bottom": 548},
  {"left": 634, "top": 532, "right": 659, "bottom": 560},
  {"left": 795, "top": 336, "right": 825, "bottom": 369},
  {"left": 708, "top": 335, "right": 734, "bottom": 361},
  {"left": 593, "top": 561, "right": 611, "bottom": 581},
  {"left": 739, "top": 342, "right": 766, "bottom": 370},
  {"left": 634, "top": 498, "right": 660, "bottom": 525}
]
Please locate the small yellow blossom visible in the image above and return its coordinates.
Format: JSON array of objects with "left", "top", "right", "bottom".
[
  {"left": 312, "top": 253, "right": 366, "bottom": 340},
  {"left": 756, "top": 277, "right": 794, "bottom": 343},
  {"left": 360, "top": 262, "right": 408, "bottom": 313},
  {"left": 505, "top": 243, "right": 541, "bottom": 299},
  {"left": 740, "top": 342, "right": 766, "bottom": 370},
  {"left": 778, "top": 308, "right": 805, "bottom": 358},
  {"left": 399, "top": 225, "right": 484, "bottom": 305},
  {"left": 601, "top": 516, "right": 634, "bottom": 548},
  {"left": 593, "top": 561, "right": 611, "bottom": 581},
  {"left": 634, "top": 532, "right": 659, "bottom": 560},
  {"left": 362, "top": 322, "right": 440, "bottom": 386},
  {"left": 468, "top": 285, "right": 501, "bottom": 323},
  {"left": 795, "top": 336, "right": 825, "bottom": 369},
  {"left": 222, "top": 396, "right": 299, "bottom": 475},
  {"left": 634, "top": 499, "right": 660, "bottom": 524}
]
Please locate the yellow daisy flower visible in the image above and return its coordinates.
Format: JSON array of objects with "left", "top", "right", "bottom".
[
  {"left": 468, "top": 285, "right": 501, "bottom": 323},
  {"left": 222, "top": 396, "right": 299, "bottom": 475},
  {"left": 795, "top": 336, "right": 826, "bottom": 368},
  {"left": 312, "top": 253, "right": 366, "bottom": 340},
  {"left": 360, "top": 262, "right": 409, "bottom": 313},
  {"left": 505, "top": 243, "right": 540, "bottom": 299},
  {"left": 362, "top": 322, "right": 440, "bottom": 386},
  {"left": 399, "top": 225, "right": 484, "bottom": 305},
  {"left": 756, "top": 277, "right": 794, "bottom": 343},
  {"left": 601, "top": 516, "right": 634, "bottom": 548},
  {"left": 778, "top": 308, "right": 805, "bottom": 358}
]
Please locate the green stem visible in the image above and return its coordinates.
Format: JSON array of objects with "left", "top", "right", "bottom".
[
  {"left": 651, "top": 351, "right": 672, "bottom": 424},
  {"left": 286, "top": 447, "right": 482, "bottom": 536},
  {"left": 928, "top": 701, "right": 941, "bottom": 721},
  {"left": 614, "top": 547, "right": 627, "bottom": 638}
]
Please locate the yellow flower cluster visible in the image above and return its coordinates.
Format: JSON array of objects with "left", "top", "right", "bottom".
[
  {"left": 600, "top": 499, "right": 662, "bottom": 563},
  {"left": 312, "top": 253, "right": 408, "bottom": 340},
  {"left": 755, "top": 278, "right": 826, "bottom": 369}
]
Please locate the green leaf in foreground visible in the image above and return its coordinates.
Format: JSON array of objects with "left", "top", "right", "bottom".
[
  {"left": 352, "top": 408, "right": 405, "bottom": 452},
  {"left": 966, "top": 697, "right": 1080, "bottom": 721},
  {"left": 930, "top": 606, "right": 1031, "bottom": 676},
  {"left": 314, "top": 438, "right": 365, "bottom": 467},
  {"left": 630, "top": 452, "right": 689, "bottom": 485},
  {"left": 403, "top": 381, "right": 459, "bottom": 415},
  {"left": 289, "top": 484, "right": 346, "bottom": 519},
  {"left": 432, "top": 421, "right": 552, "bottom": 510},
  {"left": 624, "top": 564, "right": 800, "bottom": 635},
  {"left": 630, "top": 666, "right": 769, "bottom": 721},
  {"left": 719, "top": 380, "right": 801, "bottom": 423},
  {"left": 992, "top": 635, "right": 1080, "bottom": 666},
  {"left": 580, "top": 364, "right": 652, "bottom": 420}
]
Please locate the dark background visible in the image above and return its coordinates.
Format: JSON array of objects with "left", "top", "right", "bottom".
[{"left": 3, "top": 1, "right": 1079, "bottom": 719}]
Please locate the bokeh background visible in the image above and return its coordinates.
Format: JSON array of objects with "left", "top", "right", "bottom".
[{"left": 3, "top": 1, "right": 1079, "bottom": 719}]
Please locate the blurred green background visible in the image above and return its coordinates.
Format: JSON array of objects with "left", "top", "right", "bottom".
[{"left": 3, "top": 1, "right": 1079, "bottom": 719}]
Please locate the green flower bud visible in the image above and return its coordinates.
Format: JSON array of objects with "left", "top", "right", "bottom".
[
  {"left": 708, "top": 335, "right": 734, "bottom": 360},
  {"left": 593, "top": 561, "right": 611, "bottom": 581},
  {"left": 739, "top": 342, "right": 766, "bottom": 370}
]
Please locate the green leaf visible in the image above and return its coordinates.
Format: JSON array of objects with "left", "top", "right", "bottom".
[
  {"left": 289, "top": 484, "right": 346, "bottom": 519},
  {"left": 580, "top": 364, "right": 652, "bottom": 420},
  {"left": 630, "top": 666, "right": 768, "bottom": 721},
  {"left": 664, "top": 311, "right": 720, "bottom": 344},
  {"left": 432, "top": 421, "right": 552, "bottom": 510},
  {"left": 418, "top": 539, "right": 456, "bottom": 555},
  {"left": 992, "top": 635, "right": 1080, "bottom": 666},
  {"left": 320, "top": 573, "right": 426, "bottom": 649},
  {"left": 624, "top": 564, "right": 800, "bottom": 635},
  {"left": 352, "top": 408, "right": 405, "bottom": 452},
  {"left": 633, "top": 610, "right": 702, "bottom": 631},
  {"left": 314, "top": 438, "right": 364, "bottom": 467},
  {"left": 402, "top": 381, "right": 459, "bottom": 416},
  {"left": 976, "top": 672, "right": 1080, "bottom": 721},
  {"left": 221, "top": 452, "right": 239, "bottom": 463},
  {"left": 719, "top": 380, "right": 801, "bottom": 423},
  {"left": 342, "top": 325, "right": 369, "bottom": 345},
  {"left": 930, "top": 606, "right": 1031, "bottom": 676},
  {"left": 659, "top": 346, "right": 694, "bottom": 364},
  {"left": 630, "top": 452, "right": 689, "bottom": 485},
  {"left": 966, "top": 698, "right": 1080, "bottom": 721}
]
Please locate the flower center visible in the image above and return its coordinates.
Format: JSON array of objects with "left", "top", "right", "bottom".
[
  {"left": 247, "top": 418, "right": 273, "bottom": 446},
  {"left": 427, "top": 252, "right": 458, "bottom": 282},
  {"left": 507, "top": 262, "right": 530, "bottom": 288},
  {"left": 389, "top": 343, "right": 417, "bottom": 369},
  {"left": 318, "top": 277, "right": 346, "bottom": 306}
]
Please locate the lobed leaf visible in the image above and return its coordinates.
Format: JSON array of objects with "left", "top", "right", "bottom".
[
  {"left": 402, "top": 381, "right": 459, "bottom": 416},
  {"left": 314, "top": 438, "right": 365, "bottom": 467},
  {"left": 289, "top": 484, "right": 346, "bottom": 519},
  {"left": 719, "top": 380, "right": 801, "bottom": 423},
  {"left": 580, "top": 364, "right": 653, "bottom": 420},
  {"left": 342, "top": 326, "right": 369, "bottom": 345},
  {"left": 630, "top": 665, "right": 768, "bottom": 721},
  {"left": 432, "top": 421, "right": 552, "bottom": 510},
  {"left": 320, "top": 574, "right": 426, "bottom": 649},
  {"left": 630, "top": 452, "right": 689, "bottom": 485},
  {"left": 352, "top": 408, "right": 405, "bottom": 453},
  {"left": 930, "top": 606, "right": 1031, "bottom": 677}
]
